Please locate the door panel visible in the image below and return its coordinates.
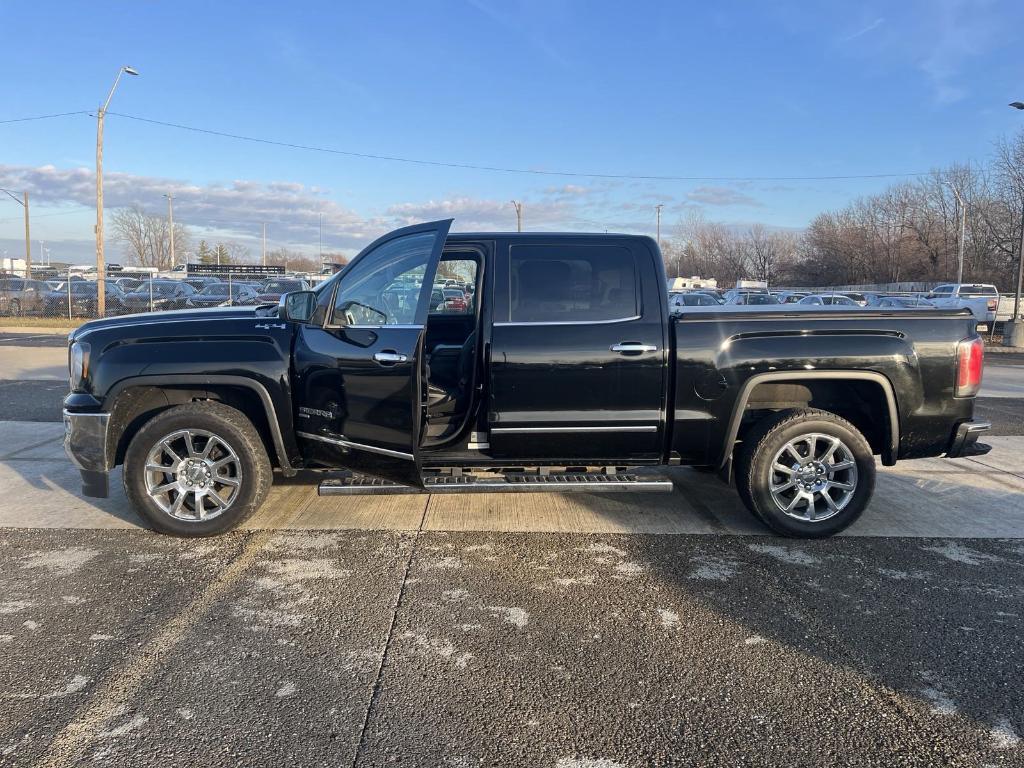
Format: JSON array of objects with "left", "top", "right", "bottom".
[
  {"left": 292, "top": 219, "right": 452, "bottom": 485},
  {"left": 488, "top": 239, "right": 667, "bottom": 462}
]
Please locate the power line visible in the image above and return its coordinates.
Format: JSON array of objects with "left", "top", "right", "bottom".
[
  {"left": 104, "top": 111, "right": 933, "bottom": 183},
  {"left": 0, "top": 110, "right": 90, "bottom": 125}
]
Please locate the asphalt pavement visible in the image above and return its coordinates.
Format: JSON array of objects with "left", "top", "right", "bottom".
[{"left": 1, "top": 529, "right": 1022, "bottom": 767}]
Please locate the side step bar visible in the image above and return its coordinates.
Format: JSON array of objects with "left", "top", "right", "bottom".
[{"left": 319, "top": 472, "right": 674, "bottom": 496}]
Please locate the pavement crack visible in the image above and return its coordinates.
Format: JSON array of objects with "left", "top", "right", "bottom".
[{"left": 350, "top": 495, "right": 430, "bottom": 768}]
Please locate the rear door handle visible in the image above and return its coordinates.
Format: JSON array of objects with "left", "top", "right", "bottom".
[
  {"left": 610, "top": 342, "right": 658, "bottom": 354},
  {"left": 373, "top": 350, "right": 408, "bottom": 364}
]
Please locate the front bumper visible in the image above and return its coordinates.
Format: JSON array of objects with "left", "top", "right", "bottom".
[
  {"left": 63, "top": 409, "right": 112, "bottom": 497},
  {"left": 946, "top": 420, "right": 992, "bottom": 459}
]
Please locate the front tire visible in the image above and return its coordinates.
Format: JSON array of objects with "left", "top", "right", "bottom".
[
  {"left": 735, "top": 408, "right": 875, "bottom": 538},
  {"left": 123, "top": 402, "right": 272, "bottom": 536}
]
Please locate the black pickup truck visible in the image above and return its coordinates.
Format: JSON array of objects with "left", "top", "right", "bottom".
[{"left": 63, "top": 219, "right": 991, "bottom": 538}]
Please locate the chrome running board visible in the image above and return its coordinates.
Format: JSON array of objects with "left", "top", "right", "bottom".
[{"left": 318, "top": 471, "right": 673, "bottom": 496}]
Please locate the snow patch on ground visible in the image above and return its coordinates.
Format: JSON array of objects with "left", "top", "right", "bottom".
[
  {"left": 0, "top": 600, "right": 33, "bottom": 615},
  {"left": 689, "top": 556, "right": 738, "bottom": 582},
  {"left": 747, "top": 543, "right": 820, "bottom": 566},
  {"left": 658, "top": 609, "right": 681, "bottom": 629},
  {"left": 486, "top": 605, "right": 529, "bottom": 628},
  {"left": 556, "top": 759, "right": 625, "bottom": 768},
  {"left": 100, "top": 714, "right": 148, "bottom": 739},
  {"left": 920, "top": 686, "right": 958, "bottom": 715},
  {"left": 44, "top": 675, "right": 90, "bottom": 699},
  {"left": 275, "top": 681, "right": 297, "bottom": 698},
  {"left": 922, "top": 542, "right": 1000, "bottom": 566},
  {"left": 21, "top": 547, "right": 99, "bottom": 575},
  {"left": 990, "top": 718, "right": 1021, "bottom": 749}
]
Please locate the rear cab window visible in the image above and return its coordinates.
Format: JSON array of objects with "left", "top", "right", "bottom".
[{"left": 507, "top": 244, "right": 637, "bottom": 323}]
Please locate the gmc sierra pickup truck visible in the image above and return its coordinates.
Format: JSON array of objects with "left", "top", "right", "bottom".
[{"left": 64, "top": 219, "right": 991, "bottom": 538}]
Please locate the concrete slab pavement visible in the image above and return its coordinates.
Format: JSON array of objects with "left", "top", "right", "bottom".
[{"left": 3, "top": 422, "right": 1023, "bottom": 538}]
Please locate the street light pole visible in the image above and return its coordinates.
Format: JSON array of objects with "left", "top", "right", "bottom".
[
  {"left": 1006, "top": 101, "right": 1024, "bottom": 346},
  {"left": 655, "top": 203, "right": 664, "bottom": 247},
  {"left": 164, "top": 193, "right": 175, "bottom": 270},
  {"left": 95, "top": 65, "right": 139, "bottom": 316},
  {"left": 262, "top": 222, "right": 267, "bottom": 268},
  {"left": 0, "top": 189, "right": 30, "bottom": 278},
  {"left": 943, "top": 181, "right": 966, "bottom": 284},
  {"left": 510, "top": 200, "right": 522, "bottom": 232}
]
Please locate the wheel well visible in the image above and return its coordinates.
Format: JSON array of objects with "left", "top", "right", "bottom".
[
  {"left": 738, "top": 379, "right": 893, "bottom": 458},
  {"left": 109, "top": 385, "right": 278, "bottom": 468}
]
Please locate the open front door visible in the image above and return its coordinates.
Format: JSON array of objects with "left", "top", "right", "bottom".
[{"left": 292, "top": 219, "right": 452, "bottom": 486}]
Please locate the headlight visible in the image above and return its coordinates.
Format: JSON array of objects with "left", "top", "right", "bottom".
[{"left": 69, "top": 341, "right": 90, "bottom": 390}]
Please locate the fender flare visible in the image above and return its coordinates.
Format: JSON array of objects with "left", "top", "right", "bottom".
[
  {"left": 105, "top": 374, "right": 296, "bottom": 474},
  {"left": 718, "top": 370, "right": 900, "bottom": 468}
]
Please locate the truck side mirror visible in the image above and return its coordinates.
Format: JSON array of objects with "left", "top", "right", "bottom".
[{"left": 280, "top": 291, "right": 317, "bottom": 323}]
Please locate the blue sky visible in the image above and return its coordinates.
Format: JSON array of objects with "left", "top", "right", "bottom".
[{"left": 1, "top": 0, "right": 1022, "bottom": 263}]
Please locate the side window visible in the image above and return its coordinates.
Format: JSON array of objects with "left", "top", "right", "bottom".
[
  {"left": 509, "top": 244, "right": 636, "bottom": 323},
  {"left": 430, "top": 258, "right": 478, "bottom": 315},
  {"left": 332, "top": 231, "right": 438, "bottom": 326}
]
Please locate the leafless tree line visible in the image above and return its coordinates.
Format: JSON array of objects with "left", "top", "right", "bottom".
[{"left": 664, "top": 130, "right": 1024, "bottom": 290}]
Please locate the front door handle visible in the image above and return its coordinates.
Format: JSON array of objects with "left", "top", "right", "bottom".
[
  {"left": 610, "top": 342, "right": 658, "bottom": 354},
  {"left": 373, "top": 350, "right": 408, "bottom": 364}
]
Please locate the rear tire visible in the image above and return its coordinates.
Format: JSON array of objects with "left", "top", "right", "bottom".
[
  {"left": 735, "top": 408, "right": 875, "bottom": 538},
  {"left": 123, "top": 402, "right": 272, "bottom": 537}
]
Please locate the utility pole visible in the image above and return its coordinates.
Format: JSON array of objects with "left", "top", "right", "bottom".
[
  {"left": 262, "top": 222, "right": 267, "bottom": 268},
  {"left": 319, "top": 213, "right": 323, "bottom": 264},
  {"left": 95, "top": 65, "right": 139, "bottom": 316},
  {"left": 511, "top": 200, "right": 522, "bottom": 232},
  {"left": 1014, "top": 197, "right": 1024, "bottom": 322},
  {"left": 164, "top": 193, "right": 175, "bottom": 270},
  {"left": 655, "top": 203, "right": 664, "bottom": 247},
  {"left": 0, "top": 189, "right": 30, "bottom": 278},
  {"left": 943, "top": 181, "right": 966, "bottom": 284}
]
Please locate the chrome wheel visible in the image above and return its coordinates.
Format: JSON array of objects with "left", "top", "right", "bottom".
[
  {"left": 768, "top": 432, "right": 858, "bottom": 523},
  {"left": 144, "top": 429, "right": 243, "bottom": 521}
]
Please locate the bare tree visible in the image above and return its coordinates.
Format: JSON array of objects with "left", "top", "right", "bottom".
[{"left": 110, "top": 205, "right": 190, "bottom": 269}]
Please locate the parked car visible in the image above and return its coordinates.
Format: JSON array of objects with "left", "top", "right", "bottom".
[
  {"left": 840, "top": 292, "right": 869, "bottom": 307},
  {"left": 253, "top": 279, "right": 311, "bottom": 304},
  {"left": 114, "top": 277, "right": 143, "bottom": 292},
  {"left": 925, "top": 283, "right": 999, "bottom": 329},
  {"left": 875, "top": 296, "right": 936, "bottom": 308},
  {"left": 773, "top": 291, "right": 809, "bottom": 304},
  {"left": 63, "top": 219, "right": 990, "bottom": 540},
  {"left": 797, "top": 294, "right": 860, "bottom": 307},
  {"left": 185, "top": 283, "right": 260, "bottom": 308},
  {"left": 0, "top": 278, "right": 51, "bottom": 316},
  {"left": 182, "top": 276, "right": 222, "bottom": 291},
  {"left": 690, "top": 289, "right": 725, "bottom": 304},
  {"left": 122, "top": 280, "right": 196, "bottom": 312},
  {"left": 727, "top": 293, "right": 780, "bottom": 305},
  {"left": 43, "top": 281, "right": 128, "bottom": 317},
  {"left": 441, "top": 287, "right": 469, "bottom": 312},
  {"left": 669, "top": 292, "right": 722, "bottom": 312}
]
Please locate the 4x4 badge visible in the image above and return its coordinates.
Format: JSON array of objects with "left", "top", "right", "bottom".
[{"left": 255, "top": 323, "right": 287, "bottom": 330}]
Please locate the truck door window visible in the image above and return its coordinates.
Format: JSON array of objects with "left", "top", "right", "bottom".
[
  {"left": 508, "top": 244, "right": 636, "bottom": 323},
  {"left": 331, "top": 231, "right": 438, "bottom": 326}
]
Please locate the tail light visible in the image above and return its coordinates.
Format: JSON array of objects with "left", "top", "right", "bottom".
[
  {"left": 987, "top": 299, "right": 998, "bottom": 312},
  {"left": 955, "top": 337, "right": 984, "bottom": 397}
]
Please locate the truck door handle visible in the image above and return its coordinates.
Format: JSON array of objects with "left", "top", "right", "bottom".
[
  {"left": 610, "top": 342, "right": 658, "bottom": 354},
  {"left": 373, "top": 350, "right": 408, "bottom": 364}
]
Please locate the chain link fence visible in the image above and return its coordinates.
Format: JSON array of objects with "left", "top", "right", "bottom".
[{"left": 0, "top": 267, "right": 320, "bottom": 323}]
